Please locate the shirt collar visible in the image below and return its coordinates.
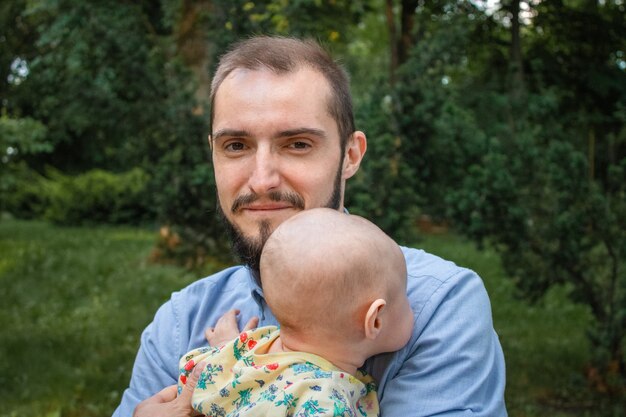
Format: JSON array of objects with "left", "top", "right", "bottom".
[{"left": 246, "top": 266, "right": 266, "bottom": 310}]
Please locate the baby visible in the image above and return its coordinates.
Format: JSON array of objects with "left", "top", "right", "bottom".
[{"left": 178, "top": 208, "right": 414, "bottom": 416}]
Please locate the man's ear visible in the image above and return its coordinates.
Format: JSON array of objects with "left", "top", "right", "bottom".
[
  {"left": 342, "top": 130, "right": 367, "bottom": 180},
  {"left": 364, "top": 299, "right": 386, "bottom": 340}
]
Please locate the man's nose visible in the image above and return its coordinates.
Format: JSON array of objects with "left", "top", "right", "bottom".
[{"left": 248, "top": 147, "right": 280, "bottom": 194}]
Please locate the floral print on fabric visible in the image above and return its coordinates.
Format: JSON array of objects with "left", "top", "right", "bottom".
[{"left": 178, "top": 326, "right": 379, "bottom": 416}]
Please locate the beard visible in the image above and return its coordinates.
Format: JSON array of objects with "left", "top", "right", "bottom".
[{"left": 217, "top": 160, "right": 344, "bottom": 284}]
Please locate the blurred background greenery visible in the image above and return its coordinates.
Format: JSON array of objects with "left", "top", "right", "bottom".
[{"left": 0, "top": 0, "right": 624, "bottom": 415}]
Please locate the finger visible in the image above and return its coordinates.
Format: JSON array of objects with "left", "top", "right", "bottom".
[
  {"left": 224, "top": 309, "right": 240, "bottom": 321},
  {"left": 139, "top": 384, "right": 178, "bottom": 406},
  {"left": 179, "top": 361, "right": 205, "bottom": 402},
  {"left": 133, "top": 385, "right": 178, "bottom": 417},
  {"left": 242, "top": 316, "right": 259, "bottom": 331},
  {"left": 216, "top": 309, "right": 238, "bottom": 321},
  {"left": 217, "top": 309, "right": 240, "bottom": 328}
]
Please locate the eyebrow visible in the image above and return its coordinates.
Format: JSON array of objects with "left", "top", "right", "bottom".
[
  {"left": 275, "top": 128, "right": 327, "bottom": 140},
  {"left": 211, "top": 129, "right": 250, "bottom": 141},
  {"left": 211, "top": 127, "right": 328, "bottom": 142}
]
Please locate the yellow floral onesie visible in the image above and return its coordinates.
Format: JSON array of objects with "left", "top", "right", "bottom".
[{"left": 178, "top": 326, "right": 379, "bottom": 417}]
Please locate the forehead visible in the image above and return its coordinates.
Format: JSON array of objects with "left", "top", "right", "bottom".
[
  {"left": 220, "top": 65, "right": 330, "bottom": 93},
  {"left": 213, "top": 66, "right": 334, "bottom": 129}
]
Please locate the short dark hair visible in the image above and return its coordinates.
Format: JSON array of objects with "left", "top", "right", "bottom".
[{"left": 210, "top": 36, "right": 355, "bottom": 147}]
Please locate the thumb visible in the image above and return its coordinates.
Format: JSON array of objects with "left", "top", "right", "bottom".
[
  {"left": 242, "top": 316, "right": 259, "bottom": 332},
  {"left": 179, "top": 360, "right": 205, "bottom": 404}
]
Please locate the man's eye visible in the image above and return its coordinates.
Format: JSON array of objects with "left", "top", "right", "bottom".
[
  {"left": 225, "top": 142, "right": 245, "bottom": 151},
  {"left": 289, "top": 141, "right": 310, "bottom": 149}
]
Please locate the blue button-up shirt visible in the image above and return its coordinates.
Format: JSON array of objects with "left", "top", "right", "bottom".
[{"left": 113, "top": 246, "right": 507, "bottom": 416}]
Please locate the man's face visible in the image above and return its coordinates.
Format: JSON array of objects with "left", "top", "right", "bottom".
[{"left": 211, "top": 67, "right": 357, "bottom": 269}]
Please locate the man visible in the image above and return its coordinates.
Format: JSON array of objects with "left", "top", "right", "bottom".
[{"left": 114, "top": 36, "right": 507, "bottom": 417}]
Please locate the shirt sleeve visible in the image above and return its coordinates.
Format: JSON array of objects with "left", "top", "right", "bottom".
[
  {"left": 112, "top": 299, "right": 182, "bottom": 417},
  {"left": 379, "top": 269, "right": 507, "bottom": 417}
]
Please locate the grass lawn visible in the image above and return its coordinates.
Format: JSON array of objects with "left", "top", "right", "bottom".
[
  {"left": 0, "top": 219, "right": 216, "bottom": 416},
  {"left": 0, "top": 219, "right": 621, "bottom": 416}
]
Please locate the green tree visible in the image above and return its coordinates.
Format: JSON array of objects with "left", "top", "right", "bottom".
[
  {"left": 9, "top": 0, "right": 174, "bottom": 172},
  {"left": 432, "top": 0, "right": 626, "bottom": 394},
  {"left": 371, "top": 0, "right": 626, "bottom": 397},
  {"left": 390, "top": 1, "right": 491, "bottom": 223}
]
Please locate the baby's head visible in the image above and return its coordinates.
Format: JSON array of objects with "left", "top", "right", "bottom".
[{"left": 260, "top": 208, "right": 413, "bottom": 357}]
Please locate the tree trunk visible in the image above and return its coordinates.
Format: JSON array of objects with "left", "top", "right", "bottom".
[
  {"left": 508, "top": 0, "right": 525, "bottom": 98},
  {"left": 398, "top": 0, "right": 417, "bottom": 67},
  {"left": 175, "top": 0, "right": 214, "bottom": 109},
  {"left": 385, "top": 0, "right": 417, "bottom": 86},
  {"left": 588, "top": 128, "right": 596, "bottom": 180},
  {"left": 385, "top": 0, "right": 399, "bottom": 86}
]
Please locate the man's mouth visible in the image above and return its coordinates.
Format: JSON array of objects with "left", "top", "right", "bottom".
[
  {"left": 242, "top": 203, "right": 293, "bottom": 212},
  {"left": 231, "top": 191, "right": 305, "bottom": 214}
]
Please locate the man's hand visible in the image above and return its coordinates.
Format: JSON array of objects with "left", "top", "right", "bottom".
[
  {"left": 205, "top": 309, "right": 259, "bottom": 347},
  {"left": 132, "top": 360, "right": 205, "bottom": 417}
]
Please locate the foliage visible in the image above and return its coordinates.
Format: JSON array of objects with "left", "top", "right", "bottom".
[
  {"left": 348, "top": 80, "right": 422, "bottom": 243},
  {"left": 10, "top": 0, "right": 169, "bottom": 172},
  {"left": 392, "top": 1, "right": 492, "bottom": 220},
  {"left": 43, "top": 168, "right": 153, "bottom": 225},
  {"left": 2, "top": 165, "right": 49, "bottom": 219},
  {"left": 447, "top": 123, "right": 626, "bottom": 389},
  {"left": 0, "top": 0, "right": 36, "bottom": 111},
  {"left": 0, "top": 114, "right": 49, "bottom": 155},
  {"left": 391, "top": 0, "right": 626, "bottom": 390},
  {"left": 203, "top": 0, "right": 371, "bottom": 60},
  {"left": 143, "top": 58, "right": 232, "bottom": 268},
  {"left": 0, "top": 115, "right": 50, "bottom": 213},
  {"left": 349, "top": 1, "right": 491, "bottom": 240}
]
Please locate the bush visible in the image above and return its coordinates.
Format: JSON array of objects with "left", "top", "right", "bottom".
[
  {"left": 44, "top": 168, "right": 153, "bottom": 225},
  {"left": 2, "top": 164, "right": 50, "bottom": 219},
  {"left": 0, "top": 116, "right": 51, "bottom": 216}
]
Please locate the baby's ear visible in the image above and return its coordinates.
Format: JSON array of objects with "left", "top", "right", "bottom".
[{"left": 364, "top": 299, "right": 386, "bottom": 340}]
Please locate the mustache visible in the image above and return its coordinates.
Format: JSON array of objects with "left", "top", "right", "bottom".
[{"left": 231, "top": 191, "right": 305, "bottom": 213}]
